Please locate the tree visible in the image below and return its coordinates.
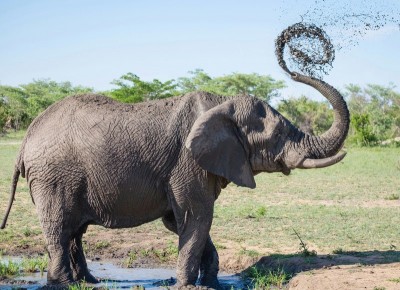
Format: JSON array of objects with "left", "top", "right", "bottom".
[
  {"left": 177, "top": 69, "right": 213, "bottom": 93},
  {"left": 110, "top": 70, "right": 285, "bottom": 104},
  {"left": 0, "top": 85, "right": 29, "bottom": 130},
  {"left": 177, "top": 69, "right": 285, "bottom": 102},
  {"left": 0, "top": 80, "right": 93, "bottom": 130},
  {"left": 110, "top": 73, "right": 178, "bottom": 103},
  {"left": 21, "top": 80, "right": 93, "bottom": 120},
  {"left": 344, "top": 83, "right": 400, "bottom": 143},
  {"left": 277, "top": 96, "right": 333, "bottom": 135},
  {"left": 0, "top": 97, "right": 9, "bottom": 133}
]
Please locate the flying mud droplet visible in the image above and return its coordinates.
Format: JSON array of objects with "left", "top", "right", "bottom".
[
  {"left": 275, "top": 0, "right": 399, "bottom": 79},
  {"left": 275, "top": 22, "right": 335, "bottom": 79},
  {"left": 300, "top": 0, "right": 400, "bottom": 50}
]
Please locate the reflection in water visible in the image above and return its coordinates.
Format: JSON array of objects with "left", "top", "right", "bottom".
[{"left": 1, "top": 258, "right": 245, "bottom": 289}]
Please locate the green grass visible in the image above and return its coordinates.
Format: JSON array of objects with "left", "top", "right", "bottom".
[
  {"left": 1, "top": 131, "right": 400, "bottom": 270},
  {"left": 0, "top": 260, "right": 20, "bottom": 277},
  {"left": 0, "top": 130, "right": 26, "bottom": 144},
  {"left": 0, "top": 256, "right": 48, "bottom": 278},
  {"left": 94, "top": 241, "right": 111, "bottom": 249},
  {"left": 212, "top": 147, "right": 400, "bottom": 253},
  {"left": 67, "top": 281, "right": 94, "bottom": 290},
  {"left": 67, "top": 280, "right": 144, "bottom": 290},
  {"left": 21, "top": 255, "right": 48, "bottom": 274},
  {"left": 124, "top": 250, "right": 138, "bottom": 267},
  {"left": 385, "top": 193, "right": 399, "bottom": 200},
  {"left": 123, "top": 242, "right": 179, "bottom": 267},
  {"left": 0, "top": 132, "right": 43, "bottom": 251},
  {"left": 293, "top": 229, "right": 317, "bottom": 257},
  {"left": 246, "top": 266, "right": 291, "bottom": 289},
  {"left": 239, "top": 248, "right": 260, "bottom": 258}
]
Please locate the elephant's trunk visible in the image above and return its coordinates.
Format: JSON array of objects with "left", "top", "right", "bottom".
[
  {"left": 291, "top": 72, "right": 350, "bottom": 168},
  {"left": 275, "top": 23, "right": 349, "bottom": 168}
]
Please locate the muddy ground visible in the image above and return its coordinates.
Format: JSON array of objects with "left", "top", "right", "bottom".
[{"left": 1, "top": 228, "right": 400, "bottom": 289}]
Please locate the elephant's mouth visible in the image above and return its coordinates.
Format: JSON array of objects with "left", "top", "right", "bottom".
[
  {"left": 250, "top": 151, "right": 292, "bottom": 175},
  {"left": 281, "top": 166, "right": 291, "bottom": 176},
  {"left": 277, "top": 158, "right": 291, "bottom": 175}
]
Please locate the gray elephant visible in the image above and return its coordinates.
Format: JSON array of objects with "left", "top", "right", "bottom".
[{"left": 1, "top": 71, "right": 349, "bottom": 288}]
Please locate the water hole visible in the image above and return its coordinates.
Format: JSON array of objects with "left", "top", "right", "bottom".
[{"left": 0, "top": 257, "right": 246, "bottom": 289}]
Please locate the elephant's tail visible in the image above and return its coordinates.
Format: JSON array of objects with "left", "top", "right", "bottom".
[{"left": 1, "top": 167, "right": 20, "bottom": 229}]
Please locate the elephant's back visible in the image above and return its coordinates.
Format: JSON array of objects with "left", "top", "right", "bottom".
[
  {"left": 22, "top": 93, "right": 164, "bottom": 149},
  {"left": 20, "top": 92, "right": 226, "bottom": 172}
]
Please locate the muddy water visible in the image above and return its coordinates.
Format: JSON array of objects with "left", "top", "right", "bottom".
[{"left": 0, "top": 258, "right": 246, "bottom": 289}]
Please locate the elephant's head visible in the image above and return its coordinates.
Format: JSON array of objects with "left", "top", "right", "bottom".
[{"left": 185, "top": 72, "right": 349, "bottom": 189}]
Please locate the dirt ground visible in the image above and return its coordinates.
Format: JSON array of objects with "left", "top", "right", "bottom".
[
  {"left": 288, "top": 263, "right": 400, "bottom": 290},
  {"left": 253, "top": 252, "right": 400, "bottom": 290}
]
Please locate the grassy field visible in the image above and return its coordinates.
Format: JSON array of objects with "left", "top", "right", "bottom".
[
  {"left": 213, "top": 147, "right": 400, "bottom": 255},
  {"left": 0, "top": 131, "right": 399, "bottom": 274}
]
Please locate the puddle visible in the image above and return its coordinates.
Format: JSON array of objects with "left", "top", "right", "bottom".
[{"left": 0, "top": 258, "right": 246, "bottom": 289}]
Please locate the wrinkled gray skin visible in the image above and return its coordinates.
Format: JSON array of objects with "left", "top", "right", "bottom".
[{"left": 1, "top": 72, "right": 349, "bottom": 288}]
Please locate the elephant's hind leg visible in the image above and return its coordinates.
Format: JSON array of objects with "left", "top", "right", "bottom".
[
  {"left": 70, "top": 225, "right": 98, "bottom": 283},
  {"left": 44, "top": 230, "right": 74, "bottom": 285},
  {"left": 33, "top": 183, "right": 79, "bottom": 285}
]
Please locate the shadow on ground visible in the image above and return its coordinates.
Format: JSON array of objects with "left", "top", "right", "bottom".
[{"left": 242, "top": 250, "right": 400, "bottom": 277}]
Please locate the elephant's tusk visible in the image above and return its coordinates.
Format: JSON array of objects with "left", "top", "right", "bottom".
[{"left": 299, "top": 151, "right": 347, "bottom": 169}]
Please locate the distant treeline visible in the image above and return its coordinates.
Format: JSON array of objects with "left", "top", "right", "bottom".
[{"left": 1, "top": 69, "right": 399, "bottom": 146}]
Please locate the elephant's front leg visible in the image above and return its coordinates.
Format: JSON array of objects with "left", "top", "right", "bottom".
[
  {"left": 176, "top": 209, "right": 213, "bottom": 287},
  {"left": 162, "top": 212, "right": 221, "bottom": 289},
  {"left": 171, "top": 189, "right": 215, "bottom": 287},
  {"left": 199, "top": 236, "right": 220, "bottom": 288}
]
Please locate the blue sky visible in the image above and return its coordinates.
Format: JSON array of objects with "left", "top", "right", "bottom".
[{"left": 0, "top": 0, "right": 399, "bottom": 101}]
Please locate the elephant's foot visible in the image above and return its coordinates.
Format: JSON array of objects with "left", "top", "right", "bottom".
[
  {"left": 46, "top": 275, "right": 98, "bottom": 289},
  {"left": 173, "top": 278, "right": 221, "bottom": 290},
  {"left": 199, "top": 277, "right": 222, "bottom": 290},
  {"left": 172, "top": 285, "right": 214, "bottom": 290},
  {"left": 75, "top": 271, "right": 99, "bottom": 284},
  {"left": 72, "top": 262, "right": 99, "bottom": 284},
  {"left": 46, "top": 274, "right": 75, "bottom": 286},
  {"left": 39, "top": 285, "right": 72, "bottom": 290},
  {"left": 69, "top": 232, "right": 99, "bottom": 284},
  {"left": 46, "top": 259, "right": 75, "bottom": 286}
]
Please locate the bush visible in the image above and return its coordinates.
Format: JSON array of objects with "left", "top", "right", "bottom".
[{"left": 350, "top": 113, "right": 377, "bottom": 146}]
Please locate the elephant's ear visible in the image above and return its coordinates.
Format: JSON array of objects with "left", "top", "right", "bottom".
[{"left": 185, "top": 102, "right": 256, "bottom": 189}]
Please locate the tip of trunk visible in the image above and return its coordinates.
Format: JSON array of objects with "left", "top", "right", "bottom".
[{"left": 299, "top": 150, "right": 347, "bottom": 169}]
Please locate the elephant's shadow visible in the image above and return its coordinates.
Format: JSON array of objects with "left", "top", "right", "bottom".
[{"left": 241, "top": 250, "right": 400, "bottom": 279}]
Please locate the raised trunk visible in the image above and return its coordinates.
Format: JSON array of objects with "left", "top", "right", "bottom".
[{"left": 292, "top": 72, "right": 350, "bottom": 161}]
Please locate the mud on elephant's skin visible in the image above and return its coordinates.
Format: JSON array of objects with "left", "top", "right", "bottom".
[{"left": 1, "top": 71, "right": 349, "bottom": 288}]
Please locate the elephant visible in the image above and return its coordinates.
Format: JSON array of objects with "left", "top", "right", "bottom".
[{"left": 1, "top": 71, "right": 349, "bottom": 288}]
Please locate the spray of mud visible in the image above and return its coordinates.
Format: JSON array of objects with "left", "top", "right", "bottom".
[
  {"left": 276, "top": 0, "right": 399, "bottom": 78},
  {"left": 275, "top": 22, "right": 335, "bottom": 79}
]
